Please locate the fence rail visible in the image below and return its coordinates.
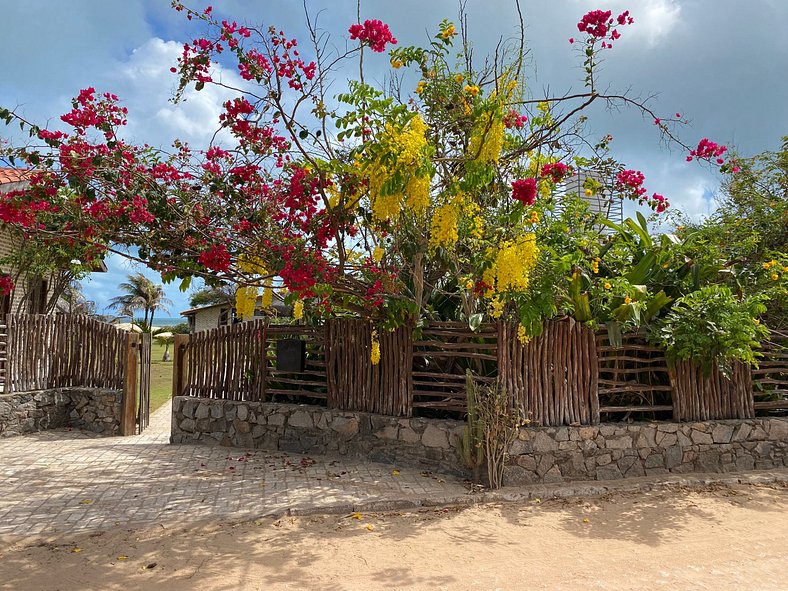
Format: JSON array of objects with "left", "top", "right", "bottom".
[
  {"left": 173, "top": 318, "right": 788, "bottom": 425},
  {"left": 4, "top": 315, "right": 127, "bottom": 392}
]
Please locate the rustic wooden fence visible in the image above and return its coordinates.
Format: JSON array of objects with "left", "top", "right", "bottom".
[
  {"left": 1, "top": 314, "right": 151, "bottom": 435},
  {"left": 173, "top": 318, "right": 788, "bottom": 426}
]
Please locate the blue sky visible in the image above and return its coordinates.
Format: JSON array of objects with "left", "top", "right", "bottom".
[{"left": 2, "top": 0, "right": 787, "bottom": 316}]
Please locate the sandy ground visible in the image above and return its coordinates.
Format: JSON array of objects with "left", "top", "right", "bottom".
[{"left": 1, "top": 482, "right": 786, "bottom": 591}]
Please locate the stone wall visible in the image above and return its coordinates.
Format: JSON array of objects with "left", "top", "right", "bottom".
[
  {"left": 0, "top": 388, "right": 123, "bottom": 437},
  {"left": 171, "top": 396, "right": 788, "bottom": 484}
]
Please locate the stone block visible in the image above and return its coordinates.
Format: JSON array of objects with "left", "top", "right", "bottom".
[
  {"left": 422, "top": 424, "right": 449, "bottom": 449},
  {"left": 711, "top": 423, "right": 734, "bottom": 444},
  {"left": 768, "top": 419, "right": 788, "bottom": 442},
  {"left": 606, "top": 436, "right": 632, "bottom": 450},
  {"left": 179, "top": 418, "right": 196, "bottom": 432},
  {"left": 516, "top": 455, "right": 537, "bottom": 471},
  {"left": 733, "top": 423, "right": 752, "bottom": 442},
  {"left": 596, "top": 453, "right": 612, "bottom": 466},
  {"left": 596, "top": 464, "right": 623, "bottom": 480},
  {"left": 210, "top": 404, "right": 224, "bottom": 419},
  {"left": 195, "top": 403, "right": 211, "bottom": 420},
  {"left": 374, "top": 425, "right": 399, "bottom": 440},
  {"left": 536, "top": 454, "right": 555, "bottom": 477},
  {"left": 267, "top": 413, "right": 286, "bottom": 426},
  {"left": 237, "top": 405, "right": 248, "bottom": 421},
  {"left": 331, "top": 416, "right": 359, "bottom": 436},
  {"left": 696, "top": 450, "right": 721, "bottom": 472},
  {"left": 691, "top": 430, "right": 713, "bottom": 445},
  {"left": 531, "top": 431, "right": 559, "bottom": 452},
  {"left": 236, "top": 420, "right": 251, "bottom": 434},
  {"left": 644, "top": 453, "right": 665, "bottom": 468},
  {"left": 665, "top": 445, "right": 683, "bottom": 469},
  {"left": 543, "top": 465, "right": 564, "bottom": 484},
  {"left": 288, "top": 410, "right": 315, "bottom": 429},
  {"left": 504, "top": 465, "right": 539, "bottom": 486},
  {"left": 398, "top": 426, "right": 421, "bottom": 444}
]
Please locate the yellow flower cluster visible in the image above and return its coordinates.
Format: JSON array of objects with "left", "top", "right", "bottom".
[
  {"left": 591, "top": 258, "right": 600, "bottom": 274},
  {"left": 370, "top": 331, "right": 381, "bottom": 365},
  {"left": 372, "top": 246, "right": 384, "bottom": 263},
  {"left": 467, "top": 114, "right": 504, "bottom": 163},
  {"left": 429, "top": 201, "right": 459, "bottom": 249},
  {"left": 405, "top": 172, "right": 431, "bottom": 215},
  {"left": 261, "top": 287, "right": 273, "bottom": 308},
  {"left": 235, "top": 286, "right": 257, "bottom": 320},
  {"left": 517, "top": 324, "right": 531, "bottom": 345},
  {"left": 397, "top": 114, "right": 428, "bottom": 164},
  {"left": 293, "top": 299, "right": 304, "bottom": 320},
  {"left": 235, "top": 254, "right": 269, "bottom": 320},
  {"left": 464, "top": 84, "right": 480, "bottom": 96},
  {"left": 528, "top": 210, "right": 540, "bottom": 225},
  {"left": 489, "top": 296, "right": 505, "bottom": 319},
  {"left": 463, "top": 200, "right": 484, "bottom": 239},
  {"left": 367, "top": 115, "right": 431, "bottom": 221},
  {"left": 441, "top": 25, "right": 456, "bottom": 38},
  {"left": 488, "top": 234, "right": 539, "bottom": 293}
]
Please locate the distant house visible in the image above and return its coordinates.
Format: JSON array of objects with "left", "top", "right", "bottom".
[
  {"left": 180, "top": 295, "right": 290, "bottom": 333},
  {"left": 0, "top": 167, "right": 106, "bottom": 316}
]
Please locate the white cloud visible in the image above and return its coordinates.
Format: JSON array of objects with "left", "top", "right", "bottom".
[
  {"left": 107, "top": 38, "right": 243, "bottom": 149},
  {"left": 571, "top": 0, "right": 681, "bottom": 47}
]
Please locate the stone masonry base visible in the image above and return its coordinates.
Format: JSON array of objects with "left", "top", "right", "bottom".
[
  {"left": 171, "top": 396, "right": 788, "bottom": 485},
  {"left": 0, "top": 388, "right": 123, "bottom": 437}
]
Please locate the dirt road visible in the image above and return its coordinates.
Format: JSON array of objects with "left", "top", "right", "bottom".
[{"left": 1, "top": 482, "right": 786, "bottom": 590}]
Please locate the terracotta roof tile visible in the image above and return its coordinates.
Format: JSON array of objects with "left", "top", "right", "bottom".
[{"left": 0, "top": 167, "right": 36, "bottom": 185}]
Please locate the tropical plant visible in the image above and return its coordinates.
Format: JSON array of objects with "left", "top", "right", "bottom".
[
  {"left": 652, "top": 285, "right": 769, "bottom": 377},
  {"left": 188, "top": 284, "right": 234, "bottom": 308},
  {"left": 108, "top": 273, "right": 173, "bottom": 332}
]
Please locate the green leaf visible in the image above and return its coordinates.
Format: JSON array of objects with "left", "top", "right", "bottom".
[
  {"left": 299, "top": 129, "right": 309, "bottom": 140},
  {"left": 468, "top": 313, "right": 483, "bottom": 332},
  {"left": 606, "top": 321, "right": 623, "bottom": 348},
  {"left": 179, "top": 276, "right": 192, "bottom": 292}
]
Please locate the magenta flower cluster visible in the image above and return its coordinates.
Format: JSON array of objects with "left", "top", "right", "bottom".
[{"left": 348, "top": 20, "right": 397, "bottom": 52}]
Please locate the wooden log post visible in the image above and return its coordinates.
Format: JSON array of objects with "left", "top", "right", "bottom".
[
  {"left": 172, "top": 334, "right": 190, "bottom": 398},
  {"left": 121, "top": 332, "right": 139, "bottom": 436}
]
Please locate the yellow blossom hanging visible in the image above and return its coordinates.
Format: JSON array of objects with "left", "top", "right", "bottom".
[
  {"left": 293, "top": 299, "right": 304, "bottom": 320},
  {"left": 370, "top": 330, "right": 381, "bottom": 365},
  {"left": 429, "top": 202, "right": 459, "bottom": 249},
  {"left": 492, "top": 234, "right": 539, "bottom": 292}
]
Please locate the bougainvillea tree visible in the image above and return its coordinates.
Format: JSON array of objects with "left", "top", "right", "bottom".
[{"left": 0, "top": 4, "right": 741, "bottom": 360}]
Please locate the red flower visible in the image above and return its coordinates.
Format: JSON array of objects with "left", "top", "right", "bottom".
[
  {"left": 198, "top": 243, "right": 231, "bottom": 272},
  {"left": 348, "top": 19, "right": 397, "bottom": 52},
  {"left": 512, "top": 178, "right": 537, "bottom": 205},
  {"left": 541, "top": 162, "right": 572, "bottom": 183}
]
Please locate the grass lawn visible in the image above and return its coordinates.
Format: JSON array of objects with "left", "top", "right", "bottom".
[{"left": 149, "top": 341, "right": 174, "bottom": 413}]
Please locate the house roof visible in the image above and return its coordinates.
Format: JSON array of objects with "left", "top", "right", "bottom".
[
  {"left": 180, "top": 293, "right": 290, "bottom": 317},
  {"left": 0, "top": 167, "right": 35, "bottom": 185},
  {"left": 180, "top": 302, "right": 232, "bottom": 316}
]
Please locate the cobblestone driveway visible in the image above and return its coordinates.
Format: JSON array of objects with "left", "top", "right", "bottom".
[{"left": 0, "top": 401, "right": 469, "bottom": 542}]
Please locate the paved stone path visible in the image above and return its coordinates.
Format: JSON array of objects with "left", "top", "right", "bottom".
[
  {"left": 2, "top": 401, "right": 787, "bottom": 545},
  {"left": 0, "top": 400, "right": 471, "bottom": 543}
]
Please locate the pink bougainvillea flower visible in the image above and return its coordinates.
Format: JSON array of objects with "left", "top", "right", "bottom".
[
  {"left": 512, "top": 178, "right": 538, "bottom": 205},
  {"left": 348, "top": 19, "right": 397, "bottom": 52}
]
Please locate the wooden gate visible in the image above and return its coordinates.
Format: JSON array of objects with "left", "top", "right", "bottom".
[{"left": 120, "top": 331, "right": 152, "bottom": 435}]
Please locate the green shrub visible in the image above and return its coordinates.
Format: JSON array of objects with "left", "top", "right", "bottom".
[{"left": 652, "top": 285, "right": 769, "bottom": 377}]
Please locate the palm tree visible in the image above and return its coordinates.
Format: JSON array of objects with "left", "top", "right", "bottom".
[{"left": 108, "top": 273, "right": 173, "bottom": 332}]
